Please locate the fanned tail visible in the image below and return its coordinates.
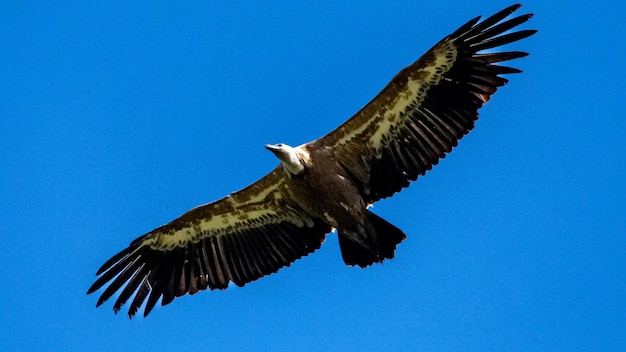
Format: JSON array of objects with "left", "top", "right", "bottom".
[{"left": 338, "top": 211, "right": 407, "bottom": 268}]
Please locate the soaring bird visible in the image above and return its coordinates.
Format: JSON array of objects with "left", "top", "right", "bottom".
[{"left": 88, "top": 4, "right": 536, "bottom": 318}]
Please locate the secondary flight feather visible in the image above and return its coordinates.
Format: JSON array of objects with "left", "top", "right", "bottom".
[{"left": 88, "top": 4, "right": 536, "bottom": 318}]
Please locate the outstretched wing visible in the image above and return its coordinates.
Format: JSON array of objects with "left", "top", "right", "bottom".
[
  {"left": 314, "top": 4, "right": 536, "bottom": 203},
  {"left": 87, "top": 167, "right": 331, "bottom": 318}
]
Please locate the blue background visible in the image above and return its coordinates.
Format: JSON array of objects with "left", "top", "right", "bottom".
[{"left": 2, "top": 1, "right": 624, "bottom": 351}]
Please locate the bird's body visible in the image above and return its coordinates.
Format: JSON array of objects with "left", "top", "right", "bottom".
[
  {"left": 268, "top": 143, "right": 406, "bottom": 266},
  {"left": 281, "top": 145, "right": 362, "bottom": 230},
  {"left": 89, "top": 4, "right": 536, "bottom": 318}
]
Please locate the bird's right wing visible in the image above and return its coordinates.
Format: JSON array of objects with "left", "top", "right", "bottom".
[
  {"left": 88, "top": 167, "right": 331, "bottom": 318},
  {"left": 314, "top": 4, "right": 535, "bottom": 203}
]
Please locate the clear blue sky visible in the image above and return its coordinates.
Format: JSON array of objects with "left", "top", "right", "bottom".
[{"left": 1, "top": 1, "right": 624, "bottom": 351}]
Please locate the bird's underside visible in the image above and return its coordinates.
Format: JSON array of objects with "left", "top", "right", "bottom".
[{"left": 88, "top": 4, "right": 536, "bottom": 318}]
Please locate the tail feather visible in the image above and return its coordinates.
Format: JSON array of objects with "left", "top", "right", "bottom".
[
  {"left": 338, "top": 235, "right": 378, "bottom": 268},
  {"left": 338, "top": 211, "right": 407, "bottom": 268}
]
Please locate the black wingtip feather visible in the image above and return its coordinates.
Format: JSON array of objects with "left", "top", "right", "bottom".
[
  {"left": 469, "top": 14, "right": 534, "bottom": 45},
  {"left": 450, "top": 15, "right": 482, "bottom": 38},
  {"left": 474, "top": 51, "right": 530, "bottom": 64},
  {"left": 95, "top": 246, "right": 133, "bottom": 276},
  {"left": 474, "top": 29, "right": 537, "bottom": 52},
  {"left": 462, "top": 4, "right": 523, "bottom": 38},
  {"left": 128, "top": 280, "right": 149, "bottom": 318},
  {"left": 113, "top": 265, "right": 148, "bottom": 313}
]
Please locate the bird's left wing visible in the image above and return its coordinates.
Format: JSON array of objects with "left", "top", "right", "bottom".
[
  {"left": 314, "top": 4, "right": 536, "bottom": 203},
  {"left": 88, "top": 167, "right": 331, "bottom": 318}
]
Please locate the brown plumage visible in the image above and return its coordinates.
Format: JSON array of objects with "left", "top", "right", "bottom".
[{"left": 88, "top": 4, "right": 536, "bottom": 318}]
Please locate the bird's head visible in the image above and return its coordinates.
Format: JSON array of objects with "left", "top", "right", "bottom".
[{"left": 265, "top": 143, "right": 306, "bottom": 176}]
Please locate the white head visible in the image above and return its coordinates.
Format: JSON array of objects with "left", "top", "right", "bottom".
[{"left": 265, "top": 143, "right": 306, "bottom": 175}]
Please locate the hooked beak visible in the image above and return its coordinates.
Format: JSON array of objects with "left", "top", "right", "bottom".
[
  {"left": 265, "top": 144, "right": 285, "bottom": 159},
  {"left": 265, "top": 144, "right": 289, "bottom": 158},
  {"left": 264, "top": 143, "right": 305, "bottom": 175},
  {"left": 264, "top": 144, "right": 280, "bottom": 152}
]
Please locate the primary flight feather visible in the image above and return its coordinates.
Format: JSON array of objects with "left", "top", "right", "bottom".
[{"left": 88, "top": 4, "right": 536, "bottom": 318}]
